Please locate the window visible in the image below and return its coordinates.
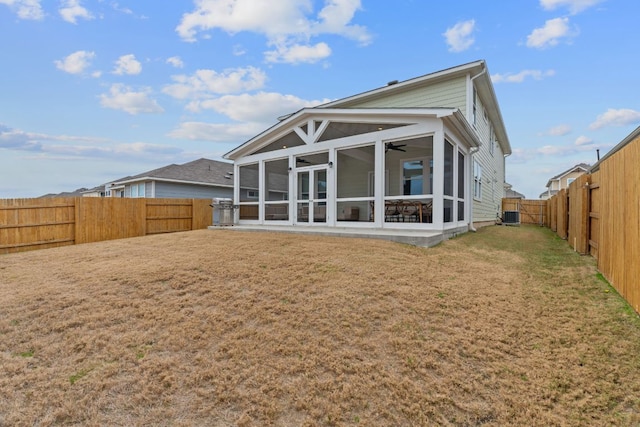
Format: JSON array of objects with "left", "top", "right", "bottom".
[
  {"left": 567, "top": 177, "right": 576, "bottom": 187},
  {"left": 489, "top": 125, "right": 495, "bottom": 156},
  {"left": 443, "top": 141, "right": 454, "bottom": 197},
  {"left": 473, "top": 161, "right": 482, "bottom": 200},
  {"left": 402, "top": 160, "right": 423, "bottom": 195},
  {"left": 458, "top": 151, "right": 465, "bottom": 221},
  {"left": 138, "top": 183, "right": 145, "bottom": 198},
  {"left": 239, "top": 163, "right": 259, "bottom": 202}
]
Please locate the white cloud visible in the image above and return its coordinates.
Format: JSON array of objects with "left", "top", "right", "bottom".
[
  {"left": 99, "top": 84, "right": 164, "bottom": 115},
  {"left": 589, "top": 108, "right": 640, "bottom": 130},
  {"left": 264, "top": 42, "right": 331, "bottom": 64},
  {"left": 162, "top": 66, "right": 267, "bottom": 100},
  {"left": 0, "top": 124, "right": 187, "bottom": 163},
  {"left": 491, "top": 69, "right": 556, "bottom": 83},
  {"left": 54, "top": 50, "right": 96, "bottom": 75},
  {"left": 443, "top": 19, "right": 476, "bottom": 53},
  {"left": 0, "top": 0, "right": 44, "bottom": 20},
  {"left": 59, "top": 0, "right": 93, "bottom": 24},
  {"left": 169, "top": 91, "right": 331, "bottom": 143},
  {"left": 526, "top": 17, "right": 576, "bottom": 49},
  {"left": 175, "top": 0, "right": 370, "bottom": 64},
  {"left": 166, "top": 56, "right": 184, "bottom": 68},
  {"left": 190, "top": 91, "right": 331, "bottom": 121},
  {"left": 574, "top": 135, "right": 593, "bottom": 146},
  {"left": 113, "top": 54, "right": 142, "bottom": 75},
  {"left": 540, "top": 0, "right": 604, "bottom": 14},
  {"left": 546, "top": 124, "right": 572, "bottom": 136}
]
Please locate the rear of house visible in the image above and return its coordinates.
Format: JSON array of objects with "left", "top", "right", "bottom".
[{"left": 224, "top": 60, "right": 511, "bottom": 237}]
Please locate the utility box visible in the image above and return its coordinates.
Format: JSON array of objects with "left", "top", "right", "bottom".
[
  {"left": 503, "top": 210, "right": 520, "bottom": 225},
  {"left": 211, "top": 198, "right": 236, "bottom": 226}
]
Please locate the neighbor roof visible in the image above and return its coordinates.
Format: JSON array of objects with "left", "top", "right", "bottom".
[
  {"left": 112, "top": 158, "right": 233, "bottom": 187},
  {"left": 545, "top": 163, "right": 590, "bottom": 188}
]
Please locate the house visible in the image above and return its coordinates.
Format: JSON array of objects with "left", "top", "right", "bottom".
[
  {"left": 223, "top": 60, "right": 511, "bottom": 241},
  {"left": 539, "top": 163, "right": 589, "bottom": 200},
  {"left": 504, "top": 183, "right": 525, "bottom": 199},
  {"left": 102, "top": 158, "right": 235, "bottom": 199}
]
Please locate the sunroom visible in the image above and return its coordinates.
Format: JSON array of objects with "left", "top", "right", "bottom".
[{"left": 224, "top": 108, "right": 480, "bottom": 234}]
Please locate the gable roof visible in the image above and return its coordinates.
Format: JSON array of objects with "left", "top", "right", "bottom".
[
  {"left": 113, "top": 158, "right": 233, "bottom": 187},
  {"left": 224, "top": 107, "right": 480, "bottom": 160},
  {"left": 317, "top": 60, "right": 511, "bottom": 156},
  {"left": 545, "top": 163, "right": 590, "bottom": 188}
]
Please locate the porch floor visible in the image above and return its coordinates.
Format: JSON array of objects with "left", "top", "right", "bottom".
[{"left": 208, "top": 224, "right": 466, "bottom": 248}]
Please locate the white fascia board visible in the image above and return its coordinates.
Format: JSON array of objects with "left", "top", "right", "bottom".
[
  {"left": 112, "top": 177, "right": 233, "bottom": 188},
  {"left": 318, "top": 61, "right": 484, "bottom": 109},
  {"left": 224, "top": 107, "right": 458, "bottom": 160},
  {"left": 444, "top": 110, "right": 481, "bottom": 148}
]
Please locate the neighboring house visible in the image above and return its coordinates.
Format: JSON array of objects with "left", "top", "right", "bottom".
[
  {"left": 102, "top": 158, "right": 235, "bottom": 199},
  {"left": 504, "top": 183, "right": 525, "bottom": 199},
  {"left": 40, "top": 188, "right": 90, "bottom": 198},
  {"left": 539, "top": 163, "right": 589, "bottom": 200},
  {"left": 223, "top": 60, "right": 511, "bottom": 237}
]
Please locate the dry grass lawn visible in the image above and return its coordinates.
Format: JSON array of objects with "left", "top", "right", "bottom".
[{"left": 1, "top": 225, "right": 639, "bottom": 426}]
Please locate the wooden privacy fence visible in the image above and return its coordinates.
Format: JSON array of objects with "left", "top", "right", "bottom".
[
  {"left": 501, "top": 199, "right": 547, "bottom": 225},
  {"left": 542, "top": 130, "right": 640, "bottom": 314},
  {"left": 0, "top": 198, "right": 212, "bottom": 254}
]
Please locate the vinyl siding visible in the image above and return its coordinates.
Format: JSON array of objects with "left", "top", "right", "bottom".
[
  {"left": 339, "top": 77, "right": 467, "bottom": 112},
  {"left": 154, "top": 181, "right": 233, "bottom": 199},
  {"left": 471, "top": 87, "right": 506, "bottom": 223}
]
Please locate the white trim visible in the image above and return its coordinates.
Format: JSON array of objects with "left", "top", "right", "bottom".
[{"left": 113, "top": 176, "right": 234, "bottom": 189}]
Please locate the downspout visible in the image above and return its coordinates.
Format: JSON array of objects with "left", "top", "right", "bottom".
[
  {"left": 468, "top": 65, "right": 486, "bottom": 232},
  {"left": 468, "top": 146, "right": 480, "bottom": 232}
]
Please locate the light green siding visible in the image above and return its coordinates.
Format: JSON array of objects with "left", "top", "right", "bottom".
[
  {"left": 338, "top": 77, "right": 467, "bottom": 112},
  {"left": 471, "top": 92, "right": 506, "bottom": 223}
]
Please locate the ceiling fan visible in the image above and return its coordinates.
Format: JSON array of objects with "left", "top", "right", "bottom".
[{"left": 385, "top": 142, "right": 407, "bottom": 153}]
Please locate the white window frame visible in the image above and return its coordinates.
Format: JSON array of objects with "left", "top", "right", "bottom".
[
  {"left": 473, "top": 160, "right": 482, "bottom": 201},
  {"left": 247, "top": 190, "right": 259, "bottom": 199},
  {"left": 489, "top": 125, "right": 495, "bottom": 156},
  {"left": 398, "top": 156, "right": 431, "bottom": 196}
]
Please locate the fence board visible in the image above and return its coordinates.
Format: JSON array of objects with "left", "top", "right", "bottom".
[
  {"left": 0, "top": 198, "right": 75, "bottom": 253},
  {"left": 589, "top": 171, "right": 600, "bottom": 258},
  {"left": 501, "top": 199, "right": 547, "bottom": 225},
  {"left": 556, "top": 189, "right": 568, "bottom": 239},
  {"left": 0, "top": 197, "right": 214, "bottom": 254},
  {"left": 567, "top": 174, "right": 590, "bottom": 254},
  {"left": 598, "top": 135, "right": 640, "bottom": 313},
  {"left": 540, "top": 132, "right": 638, "bottom": 314}
]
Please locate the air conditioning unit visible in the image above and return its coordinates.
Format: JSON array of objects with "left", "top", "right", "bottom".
[{"left": 503, "top": 210, "right": 520, "bottom": 225}]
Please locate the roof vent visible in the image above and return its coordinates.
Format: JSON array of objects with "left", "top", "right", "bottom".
[{"left": 387, "top": 80, "right": 399, "bottom": 86}]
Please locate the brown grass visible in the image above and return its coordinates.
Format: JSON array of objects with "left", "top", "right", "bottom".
[{"left": 1, "top": 226, "right": 639, "bottom": 426}]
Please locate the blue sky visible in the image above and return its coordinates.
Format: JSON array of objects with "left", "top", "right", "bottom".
[{"left": 1, "top": 0, "right": 639, "bottom": 199}]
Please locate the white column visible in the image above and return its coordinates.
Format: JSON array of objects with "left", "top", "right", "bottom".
[
  {"left": 375, "top": 138, "right": 385, "bottom": 228},
  {"left": 258, "top": 160, "right": 265, "bottom": 224},
  {"left": 328, "top": 148, "right": 336, "bottom": 226},
  {"left": 432, "top": 126, "right": 444, "bottom": 227},
  {"left": 233, "top": 163, "right": 240, "bottom": 223}
]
